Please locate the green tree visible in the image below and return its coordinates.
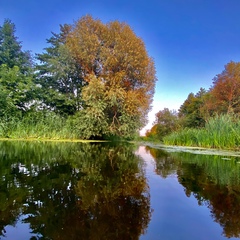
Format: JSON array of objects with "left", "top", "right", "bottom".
[
  {"left": 154, "top": 108, "right": 179, "bottom": 140},
  {"left": 36, "top": 24, "right": 86, "bottom": 116},
  {"left": 65, "top": 15, "right": 156, "bottom": 138},
  {"left": 0, "top": 19, "right": 32, "bottom": 73},
  {"left": 0, "top": 64, "right": 35, "bottom": 114},
  {"left": 0, "top": 19, "right": 35, "bottom": 119},
  {"left": 73, "top": 75, "right": 109, "bottom": 139},
  {"left": 178, "top": 88, "right": 207, "bottom": 128}
]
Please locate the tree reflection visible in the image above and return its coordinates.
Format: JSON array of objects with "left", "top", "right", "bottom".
[
  {"left": 75, "top": 145, "right": 150, "bottom": 239},
  {"left": 145, "top": 146, "right": 177, "bottom": 178},
  {"left": 147, "top": 147, "right": 240, "bottom": 238},
  {"left": 0, "top": 141, "right": 151, "bottom": 239}
]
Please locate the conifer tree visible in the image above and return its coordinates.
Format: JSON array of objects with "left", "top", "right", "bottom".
[
  {"left": 0, "top": 19, "right": 32, "bottom": 73},
  {"left": 0, "top": 19, "right": 35, "bottom": 116},
  {"left": 36, "top": 24, "right": 86, "bottom": 115}
]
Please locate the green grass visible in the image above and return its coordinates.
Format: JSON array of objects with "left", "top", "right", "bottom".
[
  {"left": 0, "top": 112, "right": 80, "bottom": 140},
  {"left": 163, "top": 114, "right": 240, "bottom": 150},
  {"left": 0, "top": 111, "right": 133, "bottom": 141}
]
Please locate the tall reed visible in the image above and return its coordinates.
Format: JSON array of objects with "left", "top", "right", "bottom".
[
  {"left": 163, "top": 114, "right": 240, "bottom": 149},
  {"left": 0, "top": 111, "right": 79, "bottom": 140}
]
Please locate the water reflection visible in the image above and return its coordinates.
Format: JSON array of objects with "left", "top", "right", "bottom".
[
  {"left": 146, "top": 146, "right": 240, "bottom": 239},
  {"left": 0, "top": 141, "right": 151, "bottom": 239}
]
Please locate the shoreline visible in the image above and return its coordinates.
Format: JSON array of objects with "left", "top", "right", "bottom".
[
  {"left": 0, "top": 137, "right": 109, "bottom": 143},
  {"left": 1, "top": 138, "right": 240, "bottom": 157},
  {"left": 133, "top": 141, "right": 240, "bottom": 157}
]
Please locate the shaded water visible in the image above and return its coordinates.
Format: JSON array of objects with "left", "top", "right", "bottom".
[{"left": 0, "top": 141, "right": 240, "bottom": 239}]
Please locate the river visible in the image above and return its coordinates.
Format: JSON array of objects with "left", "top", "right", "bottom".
[{"left": 0, "top": 141, "right": 239, "bottom": 239}]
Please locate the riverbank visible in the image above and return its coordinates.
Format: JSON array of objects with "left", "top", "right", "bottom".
[
  {"left": 163, "top": 115, "right": 240, "bottom": 150},
  {"left": 0, "top": 137, "right": 108, "bottom": 143},
  {"left": 1, "top": 137, "right": 240, "bottom": 157},
  {"left": 133, "top": 141, "right": 240, "bottom": 157}
]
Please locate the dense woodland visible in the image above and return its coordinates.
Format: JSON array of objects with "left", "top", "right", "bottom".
[{"left": 0, "top": 16, "right": 156, "bottom": 140}]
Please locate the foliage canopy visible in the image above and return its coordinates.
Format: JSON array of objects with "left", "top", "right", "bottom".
[
  {"left": 0, "top": 17, "right": 157, "bottom": 140},
  {"left": 65, "top": 16, "right": 156, "bottom": 138}
]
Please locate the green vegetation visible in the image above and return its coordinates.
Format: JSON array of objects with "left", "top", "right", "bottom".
[
  {"left": 146, "top": 108, "right": 179, "bottom": 141},
  {"left": 163, "top": 114, "right": 240, "bottom": 149},
  {"left": 0, "top": 17, "right": 156, "bottom": 140},
  {"left": 1, "top": 17, "right": 240, "bottom": 147},
  {"left": 0, "top": 111, "right": 79, "bottom": 139},
  {"left": 146, "top": 62, "right": 240, "bottom": 149}
]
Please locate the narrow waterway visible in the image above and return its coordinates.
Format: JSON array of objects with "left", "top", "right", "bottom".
[{"left": 0, "top": 141, "right": 239, "bottom": 239}]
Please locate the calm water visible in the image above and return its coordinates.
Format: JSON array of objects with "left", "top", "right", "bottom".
[{"left": 0, "top": 141, "right": 240, "bottom": 240}]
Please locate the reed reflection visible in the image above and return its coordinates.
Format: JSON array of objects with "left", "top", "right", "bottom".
[{"left": 146, "top": 146, "right": 240, "bottom": 239}]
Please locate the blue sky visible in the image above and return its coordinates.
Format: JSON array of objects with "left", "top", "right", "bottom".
[{"left": 1, "top": 0, "right": 240, "bottom": 134}]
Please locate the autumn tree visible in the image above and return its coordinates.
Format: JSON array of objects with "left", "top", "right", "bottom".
[
  {"left": 178, "top": 62, "right": 240, "bottom": 125},
  {"left": 66, "top": 15, "right": 156, "bottom": 138},
  {"left": 146, "top": 124, "right": 158, "bottom": 139},
  {"left": 209, "top": 61, "right": 240, "bottom": 114}
]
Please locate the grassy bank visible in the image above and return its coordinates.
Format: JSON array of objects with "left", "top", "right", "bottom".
[
  {"left": 163, "top": 115, "right": 240, "bottom": 150},
  {"left": 0, "top": 112, "right": 132, "bottom": 141},
  {"left": 0, "top": 112, "right": 79, "bottom": 140}
]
